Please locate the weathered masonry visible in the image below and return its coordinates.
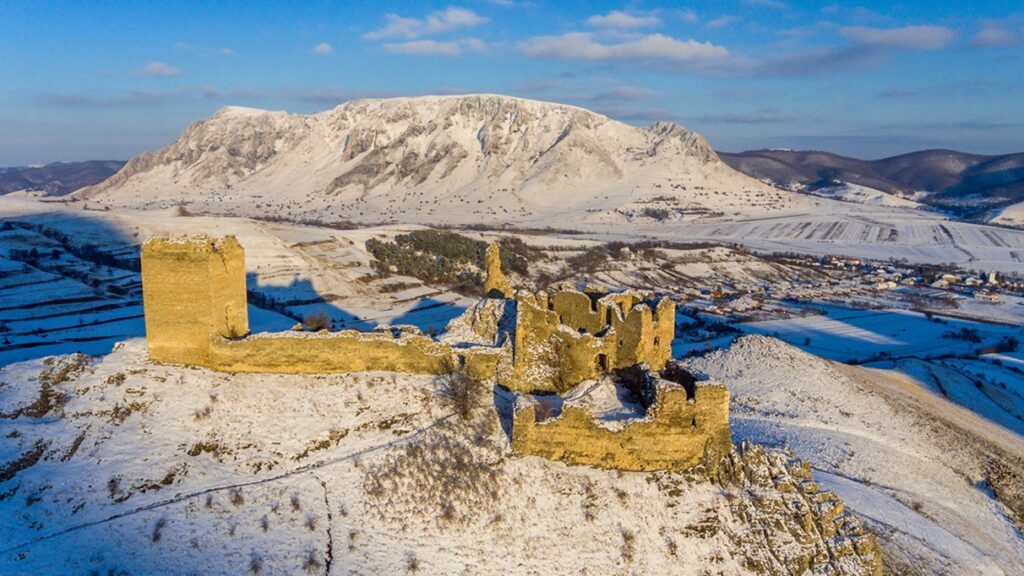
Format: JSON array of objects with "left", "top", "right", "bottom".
[
  {"left": 141, "top": 235, "right": 455, "bottom": 374},
  {"left": 141, "top": 234, "right": 732, "bottom": 472},
  {"left": 512, "top": 374, "right": 731, "bottom": 472},
  {"left": 141, "top": 235, "right": 676, "bottom": 386},
  {"left": 509, "top": 287, "right": 675, "bottom": 393}
]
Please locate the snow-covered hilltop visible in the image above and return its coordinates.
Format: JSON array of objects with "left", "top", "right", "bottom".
[{"left": 75, "top": 94, "right": 805, "bottom": 224}]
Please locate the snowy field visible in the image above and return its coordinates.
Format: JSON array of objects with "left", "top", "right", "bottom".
[
  {"left": 2, "top": 197, "right": 1024, "bottom": 573},
  {"left": 686, "top": 336, "right": 1024, "bottom": 574},
  {"left": 0, "top": 340, "right": 878, "bottom": 575}
]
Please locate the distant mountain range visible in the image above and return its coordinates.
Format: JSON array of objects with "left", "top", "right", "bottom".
[
  {"left": 0, "top": 160, "right": 125, "bottom": 196},
  {"left": 720, "top": 149, "right": 1024, "bottom": 219}
]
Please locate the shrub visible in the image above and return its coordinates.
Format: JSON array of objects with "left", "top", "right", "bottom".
[
  {"left": 303, "top": 310, "right": 331, "bottom": 332},
  {"left": 436, "top": 369, "right": 484, "bottom": 421},
  {"left": 302, "top": 550, "right": 322, "bottom": 574},
  {"left": 620, "top": 527, "right": 636, "bottom": 563},
  {"left": 151, "top": 517, "right": 167, "bottom": 543}
]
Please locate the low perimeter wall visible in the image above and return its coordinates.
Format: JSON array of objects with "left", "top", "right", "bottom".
[
  {"left": 512, "top": 381, "right": 731, "bottom": 472},
  {"left": 206, "top": 331, "right": 456, "bottom": 375}
]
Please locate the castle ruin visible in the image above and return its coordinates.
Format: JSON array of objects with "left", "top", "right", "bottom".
[{"left": 141, "top": 235, "right": 732, "bottom": 472}]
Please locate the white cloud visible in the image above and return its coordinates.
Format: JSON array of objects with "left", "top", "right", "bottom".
[
  {"left": 461, "top": 38, "right": 487, "bottom": 52},
  {"left": 678, "top": 9, "right": 698, "bottom": 23},
  {"left": 971, "top": 23, "right": 1022, "bottom": 47},
  {"left": 586, "top": 11, "right": 660, "bottom": 29},
  {"left": 519, "top": 32, "right": 728, "bottom": 65},
  {"left": 840, "top": 25, "right": 956, "bottom": 50},
  {"left": 383, "top": 38, "right": 486, "bottom": 57},
  {"left": 135, "top": 61, "right": 181, "bottom": 77},
  {"left": 364, "top": 7, "right": 487, "bottom": 40},
  {"left": 591, "top": 86, "right": 660, "bottom": 103},
  {"left": 384, "top": 40, "right": 462, "bottom": 56},
  {"left": 312, "top": 42, "right": 333, "bottom": 55},
  {"left": 198, "top": 85, "right": 221, "bottom": 99},
  {"left": 219, "top": 47, "right": 235, "bottom": 57},
  {"left": 707, "top": 16, "right": 738, "bottom": 29}
]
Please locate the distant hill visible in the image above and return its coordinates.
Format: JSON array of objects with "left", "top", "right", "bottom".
[
  {"left": 0, "top": 160, "right": 125, "bottom": 196},
  {"left": 74, "top": 94, "right": 809, "bottom": 226},
  {"left": 720, "top": 149, "right": 1024, "bottom": 219}
]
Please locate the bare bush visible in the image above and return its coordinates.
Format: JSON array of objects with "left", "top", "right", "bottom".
[
  {"left": 151, "top": 517, "right": 167, "bottom": 543},
  {"left": 405, "top": 551, "right": 420, "bottom": 573},
  {"left": 621, "top": 527, "right": 636, "bottom": 563},
  {"left": 249, "top": 552, "right": 263, "bottom": 575},
  {"left": 303, "top": 310, "right": 332, "bottom": 332},
  {"left": 302, "top": 550, "right": 322, "bottom": 574},
  {"left": 436, "top": 369, "right": 484, "bottom": 421}
]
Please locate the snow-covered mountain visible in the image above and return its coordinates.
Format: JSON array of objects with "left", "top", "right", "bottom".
[{"left": 75, "top": 94, "right": 807, "bottom": 225}]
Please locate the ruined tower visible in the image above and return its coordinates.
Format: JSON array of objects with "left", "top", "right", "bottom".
[
  {"left": 141, "top": 235, "right": 249, "bottom": 365},
  {"left": 484, "top": 241, "right": 513, "bottom": 298}
]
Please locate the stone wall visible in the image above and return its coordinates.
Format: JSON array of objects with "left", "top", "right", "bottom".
[
  {"left": 207, "top": 331, "right": 455, "bottom": 374},
  {"left": 141, "top": 235, "right": 483, "bottom": 377},
  {"left": 511, "top": 380, "right": 731, "bottom": 472},
  {"left": 509, "top": 292, "right": 617, "bottom": 393},
  {"left": 141, "top": 235, "right": 249, "bottom": 366},
  {"left": 507, "top": 288, "right": 674, "bottom": 392},
  {"left": 142, "top": 235, "right": 733, "bottom": 474}
]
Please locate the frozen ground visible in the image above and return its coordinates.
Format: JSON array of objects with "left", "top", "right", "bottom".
[
  {"left": 0, "top": 341, "right": 876, "bottom": 575},
  {"left": 686, "top": 336, "right": 1024, "bottom": 575},
  {"left": 2, "top": 198, "right": 1023, "bottom": 573}
]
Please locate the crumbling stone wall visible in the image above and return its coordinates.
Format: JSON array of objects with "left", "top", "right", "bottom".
[
  {"left": 510, "top": 292, "right": 617, "bottom": 393},
  {"left": 599, "top": 292, "right": 674, "bottom": 370},
  {"left": 142, "top": 237, "right": 675, "bottom": 390},
  {"left": 511, "top": 379, "right": 731, "bottom": 472},
  {"left": 141, "top": 235, "right": 249, "bottom": 365},
  {"left": 507, "top": 287, "right": 674, "bottom": 392},
  {"left": 142, "top": 235, "right": 476, "bottom": 376},
  {"left": 483, "top": 241, "right": 512, "bottom": 298},
  {"left": 207, "top": 331, "right": 454, "bottom": 374}
]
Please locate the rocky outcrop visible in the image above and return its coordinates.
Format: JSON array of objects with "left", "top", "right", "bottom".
[{"left": 713, "top": 442, "right": 885, "bottom": 576}]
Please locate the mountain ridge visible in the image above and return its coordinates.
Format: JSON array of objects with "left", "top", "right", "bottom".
[
  {"left": 0, "top": 160, "right": 125, "bottom": 196},
  {"left": 720, "top": 148, "right": 1024, "bottom": 219},
  {"left": 74, "top": 94, "right": 804, "bottom": 226}
]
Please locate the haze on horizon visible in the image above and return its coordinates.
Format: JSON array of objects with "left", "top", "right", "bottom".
[{"left": 1, "top": 0, "right": 1022, "bottom": 166}]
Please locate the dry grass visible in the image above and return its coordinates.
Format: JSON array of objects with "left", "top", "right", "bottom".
[{"left": 362, "top": 422, "right": 503, "bottom": 527}]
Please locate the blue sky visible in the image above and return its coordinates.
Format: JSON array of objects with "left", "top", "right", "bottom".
[{"left": 1, "top": 0, "right": 1022, "bottom": 165}]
